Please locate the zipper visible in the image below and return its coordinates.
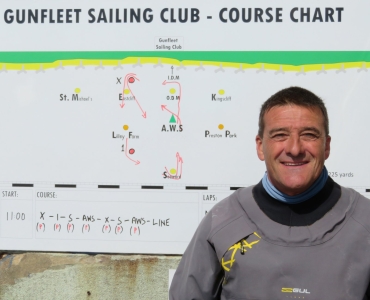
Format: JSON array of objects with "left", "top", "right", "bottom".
[{"left": 239, "top": 238, "right": 245, "bottom": 255}]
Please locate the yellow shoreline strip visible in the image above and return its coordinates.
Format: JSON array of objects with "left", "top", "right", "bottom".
[{"left": 0, "top": 59, "right": 368, "bottom": 72}]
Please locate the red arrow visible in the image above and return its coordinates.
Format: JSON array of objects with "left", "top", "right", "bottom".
[
  {"left": 175, "top": 152, "right": 180, "bottom": 176},
  {"left": 177, "top": 160, "right": 183, "bottom": 179},
  {"left": 177, "top": 152, "right": 183, "bottom": 178},
  {"left": 125, "top": 138, "right": 140, "bottom": 165},
  {"left": 163, "top": 80, "right": 182, "bottom": 124},
  {"left": 121, "top": 74, "right": 146, "bottom": 118},
  {"left": 120, "top": 73, "right": 136, "bottom": 108},
  {"left": 127, "top": 78, "right": 147, "bottom": 118},
  {"left": 161, "top": 105, "right": 182, "bottom": 125}
]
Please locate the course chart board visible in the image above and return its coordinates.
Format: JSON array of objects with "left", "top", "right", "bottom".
[{"left": 0, "top": 0, "right": 370, "bottom": 254}]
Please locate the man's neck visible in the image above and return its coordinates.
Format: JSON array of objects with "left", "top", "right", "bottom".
[
  {"left": 253, "top": 176, "right": 341, "bottom": 226},
  {"left": 262, "top": 167, "right": 328, "bottom": 204}
]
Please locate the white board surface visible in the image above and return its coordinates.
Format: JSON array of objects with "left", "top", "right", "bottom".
[{"left": 0, "top": 0, "right": 369, "bottom": 254}]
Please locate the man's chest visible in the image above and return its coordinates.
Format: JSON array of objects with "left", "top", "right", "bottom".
[{"left": 220, "top": 221, "right": 370, "bottom": 300}]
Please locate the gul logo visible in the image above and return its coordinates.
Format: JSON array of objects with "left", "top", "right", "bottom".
[{"left": 281, "top": 287, "right": 310, "bottom": 294}]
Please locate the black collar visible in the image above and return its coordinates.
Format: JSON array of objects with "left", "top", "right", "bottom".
[{"left": 252, "top": 177, "right": 341, "bottom": 226}]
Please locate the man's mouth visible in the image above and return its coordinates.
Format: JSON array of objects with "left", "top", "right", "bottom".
[{"left": 282, "top": 162, "right": 308, "bottom": 166}]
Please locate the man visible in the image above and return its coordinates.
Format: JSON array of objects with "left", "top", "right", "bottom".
[{"left": 169, "top": 87, "right": 370, "bottom": 300}]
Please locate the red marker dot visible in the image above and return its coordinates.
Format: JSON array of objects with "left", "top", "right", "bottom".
[
  {"left": 128, "top": 77, "right": 135, "bottom": 83},
  {"left": 129, "top": 148, "right": 135, "bottom": 155}
]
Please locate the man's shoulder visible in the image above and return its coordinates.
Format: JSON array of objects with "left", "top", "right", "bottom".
[
  {"left": 340, "top": 185, "right": 370, "bottom": 232},
  {"left": 209, "top": 186, "right": 255, "bottom": 227}
]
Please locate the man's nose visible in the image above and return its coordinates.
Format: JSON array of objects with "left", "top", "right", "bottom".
[{"left": 285, "top": 136, "right": 304, "bottom": 156}]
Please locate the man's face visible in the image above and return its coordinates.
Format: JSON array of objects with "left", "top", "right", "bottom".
[{"left": 256, "top": 104, "right": 331, "bottom": 196}]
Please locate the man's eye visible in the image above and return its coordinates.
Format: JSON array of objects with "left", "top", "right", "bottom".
[
  {"left": 272, "top": 134, "right": 287, "bottom": 140},
  {"left": 302, "top": 133, "right": 318, "bottom": 139}
]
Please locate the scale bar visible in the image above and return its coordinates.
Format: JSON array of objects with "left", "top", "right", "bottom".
[
  {"left": 12, "top": 183, "right": 33, "bottom": 187},
  {"left": 141, "top": 186, "right": 164, "bottom": 189},
  {"left": 230, "top": 187, "right": 244, "bottom": 190},
  {"left": 186, "top": 186, "right": 208, "bottom": 190},
  {"left": 98, "top": 185, "right": 120, "bottom": 189},
  {"left": 55, "top": 184, "right": 77, "bottom": 188}
]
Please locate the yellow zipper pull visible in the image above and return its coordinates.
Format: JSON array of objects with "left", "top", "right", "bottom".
[{"left": 240, "top": 240, "right": 245, "bottom": 255}]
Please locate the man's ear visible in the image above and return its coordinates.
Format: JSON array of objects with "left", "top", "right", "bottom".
[
  {"left": 324, "top": 135, "right": 331, "bottom": 160},
  {"left": 256, "top": 135, "right": 265, "bottom": 161}
]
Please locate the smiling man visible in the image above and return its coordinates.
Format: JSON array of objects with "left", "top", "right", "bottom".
[
  {"left": 256, "top": 99, "right": 331, "bottom": 197},
  {"left": 169, "top": 87, "right": 370, "bottom": 300}
]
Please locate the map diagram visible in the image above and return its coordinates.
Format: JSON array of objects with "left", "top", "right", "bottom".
[{"left": 0, "top": 52, "right": 370, "bottom": 254}]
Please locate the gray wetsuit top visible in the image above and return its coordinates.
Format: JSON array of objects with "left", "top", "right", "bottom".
[{"left": 169, "top": 185, "right": 370, "bottom": 300}]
